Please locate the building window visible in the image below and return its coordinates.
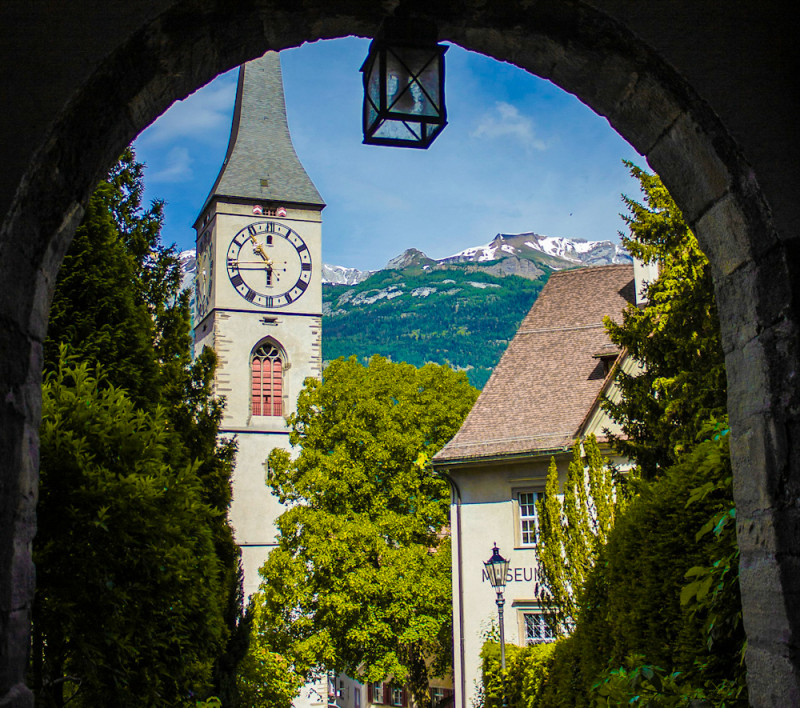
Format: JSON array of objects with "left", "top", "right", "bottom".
[
  {"left": 391, "top": 685, "right": 404, "bottom": 706},
  {"left": 430, "top": 687, "right": 453, "bottom": 707},
  {"left": 518, "top": 491, "right": 541, "bottom": 546},
  {"left": 523, "top": 611, "right": 555, "bottom": 645},
  {"left": 372, "top": 682, "right": 384, "bottom": 705},
  {"left": 251, "top": 341, "right": 283, "bottom": 416},
  {"left": 354, "top": 687, "right": 361, "bottom": 708}
]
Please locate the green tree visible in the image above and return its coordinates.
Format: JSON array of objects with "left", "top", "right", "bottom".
[
  {"left": 35, "top": 151, "right": 244, "bottom": 705},
  {"left": 43, "top": 149, "right": 163, "bottom": 405},
  {"left": 33, "top": 357, "right": 227, "bottom": 707},
  {"left": 530, "top": 168, "right": 744, "bottom": 705},
  {"left": 236, "top": 596, "right": 305, "bottom": 708},
  {"left": 536, "top": 432, "right": 740, "bottom": 706},
  {"left": 536, "top": 435, "right": 627, "bottom": 633},
  {"left": 254, "top": 356, "right": 479, "bottom": 707},
  {"left": 480, "top": 641, "right": 557, "bottom": 708},
  {"left": 602, "top": 163, "right": 726, "bottom": 478}
]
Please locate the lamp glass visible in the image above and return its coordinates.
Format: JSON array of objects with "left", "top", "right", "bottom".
[
  {"left": 484, "top": 544, "right": 510, "bottom": 591},
  {"left": 361, "top": 39, "right": 447, "bottom": 148}
]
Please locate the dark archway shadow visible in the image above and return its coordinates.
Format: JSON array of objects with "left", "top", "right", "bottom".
[{"left": 1, "top": 2, "right": 797, "bottom": 705}]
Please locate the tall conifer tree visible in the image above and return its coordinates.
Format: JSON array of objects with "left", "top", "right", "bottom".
[
  {"left": 602, "top": 163, "right": 726, "bottom": 477},
  {"left": 536, "top": 435, "right": 624, "bottom": 633},
  {"left": 35, "top": 150, "right": 244, "bottom": 706}
]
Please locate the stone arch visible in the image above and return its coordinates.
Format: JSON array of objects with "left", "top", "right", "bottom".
[{"left": 1, "top": 2, "right": 796, "bottom": 705}]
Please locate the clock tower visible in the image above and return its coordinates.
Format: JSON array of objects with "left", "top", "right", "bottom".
[{"left": 193, "top": 51, "right": 324, "bottom": 597}]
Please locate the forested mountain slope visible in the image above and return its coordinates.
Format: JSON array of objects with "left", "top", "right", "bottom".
[{"left": 323, "top": 263, "right": 548, "bottom": 389}]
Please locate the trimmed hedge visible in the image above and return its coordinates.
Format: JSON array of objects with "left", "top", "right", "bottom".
[
  {"left": 538, "top": 433, "right": 741, "bottom": 705},
  {"left": 480, "top": 641, "right": 557, "bottom": 708},
  {"left": 478, "top": 433, "right": 743, "bottom": 706}
]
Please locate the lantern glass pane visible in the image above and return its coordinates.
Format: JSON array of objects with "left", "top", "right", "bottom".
[
  {"left": 385, "top": 47, "right": 441, "bottom": 117},
  {"left": 373, "top": 119, "right": 423, "bottom": 142},
  {"left": 364, "top": 54, "right": 381, "bottom": 130},
  {"left": 488, "top": 563, "right": 500, "bottom": 587}
]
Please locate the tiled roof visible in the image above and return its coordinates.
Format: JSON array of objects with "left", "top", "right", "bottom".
[
  {"left": 199, "top": 51, "right": 324, "bottom": 215},
  {"left": 434, "top": 264, "right": 635, "bottom": 464}
]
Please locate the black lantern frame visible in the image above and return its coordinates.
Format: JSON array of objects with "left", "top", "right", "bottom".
[
  {"left": 360, "top": 38, "right": 448, "bottom": 149},
  {"left": 484, "top": 543, "right": 510, "bottom": 593}
]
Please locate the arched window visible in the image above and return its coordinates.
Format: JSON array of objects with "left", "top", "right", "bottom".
[{"left": 251, "top": 341, "right": 283, "bottom": 417}]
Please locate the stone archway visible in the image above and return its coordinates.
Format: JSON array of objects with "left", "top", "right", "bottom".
[{"left": 1, "top": 2, "right": 797, "bottom": 705}]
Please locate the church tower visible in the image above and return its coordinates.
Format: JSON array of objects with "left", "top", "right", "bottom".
[{"left": 193, "top": 52, "right": 324, "bottom": 597}]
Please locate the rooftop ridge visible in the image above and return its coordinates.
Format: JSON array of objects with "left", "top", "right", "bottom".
[
  {"left": 197, "top": 51, "right": 324, "bottom": 222},
  {"left": 549, "top": 262, "right": 632, "bottom": 277}
]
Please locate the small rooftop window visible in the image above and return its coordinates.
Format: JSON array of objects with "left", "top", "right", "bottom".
[{"left": 592, "top": 349, "right": 619, "bottom": 377}]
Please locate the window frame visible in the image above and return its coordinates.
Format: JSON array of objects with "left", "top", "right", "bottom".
[
  {"left": 512, "top": 487, "right": 544, "bottom": 548},
  {"left": 250, "top": 340, "right": 285, "bottom": 417},
  {"left": 372, "top": 681, "right": 384, "bottom": 705},
  {"left": 517, "top": 605, "right": 556, "bottom": 646}
]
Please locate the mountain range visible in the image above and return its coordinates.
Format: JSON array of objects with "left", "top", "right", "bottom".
[
  {"left": 182, "top": 232, "right": 630, "bottom": 388},
  {"left": 321, "top": 233, "right": 629, "bottom": 388},
  {"left": 322, "top": 232, "right": 630, "bottom": 284}
]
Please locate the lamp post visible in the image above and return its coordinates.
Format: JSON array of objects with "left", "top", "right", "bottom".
[{"left": 484, "top": 543, "right": 510, "bottom": 708}]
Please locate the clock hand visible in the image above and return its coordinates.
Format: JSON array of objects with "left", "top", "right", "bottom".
[{"left": 248, "top": 234, "right": 272, "bottom": 263}]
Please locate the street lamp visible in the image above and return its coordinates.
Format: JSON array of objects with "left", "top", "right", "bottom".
[
  {"left": 360, "top": 21, "right": 448, "bottom": 148},
  {"left": 484, "top": 543, "right": 510, "bottom": 707}
]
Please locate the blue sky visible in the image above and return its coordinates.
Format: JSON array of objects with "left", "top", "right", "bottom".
[{"left": 134, "top": 37, "right": 643, "bottom": 271}]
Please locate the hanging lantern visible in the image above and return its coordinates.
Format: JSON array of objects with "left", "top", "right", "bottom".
[{"left": 360, "top": 36, "right": 448, "bottom": 149}]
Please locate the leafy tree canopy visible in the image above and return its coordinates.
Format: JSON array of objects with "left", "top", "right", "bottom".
[{"left": 255, "top": 356, "right": 479, "bottom": 707}]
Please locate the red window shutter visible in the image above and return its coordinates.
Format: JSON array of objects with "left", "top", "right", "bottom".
[
  {"left": 384, "top": 683, "right": 390, "bottom": 705},
  {"left": 367, "top": 682, "right": 373, "bottom": 703},
  {"left": 272, "top": 358, "right": 283, "bottom": 415},
  {"left": 251, "top": 359, "right": 262, "bottom": 416},
  {"left": 402, "top": 686, "right": 407, "bottom": 706}
]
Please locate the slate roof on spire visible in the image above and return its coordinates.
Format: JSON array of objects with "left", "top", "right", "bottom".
[
  {"left": 200, "top": 51, "right": 324, "bottom": 216},
  {"left": 434, "top": 264, "right": 635, "bottom": 464}
]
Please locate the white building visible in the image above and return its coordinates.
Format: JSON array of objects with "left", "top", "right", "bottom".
[{"left": 433, "top": 264, "right": 638, "bottom": 708}]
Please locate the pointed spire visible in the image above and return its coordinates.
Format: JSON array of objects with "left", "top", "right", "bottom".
[{"left": 200, "top": 51, "right": 324, "bottom": 216}]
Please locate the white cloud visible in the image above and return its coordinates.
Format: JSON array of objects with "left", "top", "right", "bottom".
[
  {"left": 138, "top": 76, "right": 237, "bottom": 146},
  {"left": 471, "top": 102, "right": 547, "bottom": 151},
  {"left": 149, "top": 147, "right": 193, "bottom": 183}
]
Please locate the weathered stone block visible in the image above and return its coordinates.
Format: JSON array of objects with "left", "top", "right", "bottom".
[{"left": 648, "top": 112, "right": 732, "bottom": 224}]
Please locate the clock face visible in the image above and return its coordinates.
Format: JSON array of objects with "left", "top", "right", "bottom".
[
  {"left": 226, "top": 220, "right": 312, "bottom": 308},
  {"left": 195, "top": 230, "right": 213, "bottom": 317}
]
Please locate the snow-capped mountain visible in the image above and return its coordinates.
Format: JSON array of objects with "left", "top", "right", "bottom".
[
  {"left": 442, "top": 232, "right": 630, "bottom": 268},
  {"left": 178, "top": 250, "right": 196, "bottom": 291},
  {"left": 321, "top": 263, "right": 374, "bottom": 285},
  {"left": 322, "top": 232, "right": 630, "bottom": 285},
  {"left": 384, "top": 248, "right": 436, "bottom": 270},
  {"left": 181, "top": 232, "right": 630, "bottom": 289}
]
